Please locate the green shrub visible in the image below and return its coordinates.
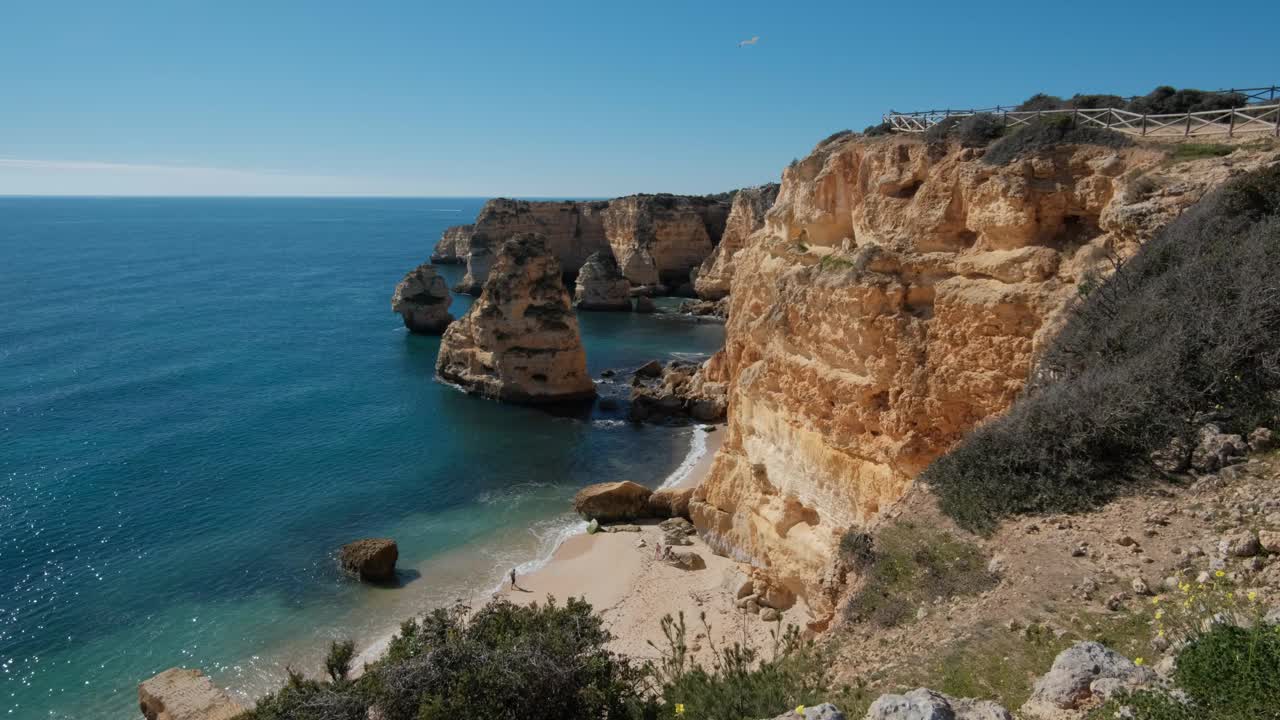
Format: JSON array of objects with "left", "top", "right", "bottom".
[
  {"left": 821, "top": 129, "right": 854, "bottom": 145},
  {"left": 324, "top": 640, "right": 355, "bottom": 683},
  {"left": 863, "top": 121, "right": 895, "bottom": 137},
  {"left": 237, "top": 669, "right": 368, "bottom": 720},
  {"left": 923, "top": 113, "right": 1005, "bottom": 148},
  {"left": 369, "top": 598, "right": 649, "bottom": 720},
  {"left": 923, "top": 165, "right": 1280, "bottom": 531},
  {"left": 837, "top": 530, "right": 874, "bottom": 569},
  {"left": 1016, "top": 93, "right": 1065, "bottom": 112},
  {"left": 1126, "top": 86, "right": 1249, "bottom": 116},
  {"left": 1067, "top": 93, "right": 1127, "bottom": 109},
  {"left": 650, "top": 612, "right": 833, "bottom": 720},
  {"left": 1167, "top": 143, "right": 1235, "bottom": 163},
  {"left": 842, "top": 522, "right": 995, "bottom": 627},
  {"left": 1090, "top": 622, "right": 1280, "bottom": 720},
  {"left": 982, "top": 115, "right": 1131, "bottom": 165}
]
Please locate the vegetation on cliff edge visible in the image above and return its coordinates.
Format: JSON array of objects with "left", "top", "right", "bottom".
[{"left": 923, "top": 164, "right": 1280, "bottom": 532}]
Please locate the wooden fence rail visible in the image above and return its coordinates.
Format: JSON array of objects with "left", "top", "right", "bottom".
[{"left": 884, "top": 85, "right": 1280, "bottom": 138}]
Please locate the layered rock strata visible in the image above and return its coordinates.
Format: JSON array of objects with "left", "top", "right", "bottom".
[
  {"left": 436, "top": 233, "right": 596, "bottom": 404},
  {"left": 690, "top": 132, "right": 1273, "bottom": 620},
  {"left": 138, "top": 668, "right": 243, "bottom": 720},
  {"left": 574, "top": 251, "right": 633, "bottom": 311},
  {"left": 391, "top": 263, "right": 454, "bottom": 334},
  {"left": 629, "top": 359, "right": 728, "bottom": 423},
  {"left": 694, "top": 183, "right": 780, "bottom": 299}
]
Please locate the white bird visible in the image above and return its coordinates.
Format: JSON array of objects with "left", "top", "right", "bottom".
[{"left": 738, "top": 36, "right": 759, "bottom": 47}]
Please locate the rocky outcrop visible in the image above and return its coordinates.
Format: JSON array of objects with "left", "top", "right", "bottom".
[
  {"left": 573, "top": 480, "right": 653, "bottom": 522},
  {"left": 770, "top": 703, "right": 846, "bottom": 720},
  {"left": 690, "top": 132, "right": 1277, "bottom": 619},
  {"left": 629, "top": 359, "right": 728, "bottom": 423},
  {"left": 648, "top": 486, "right": 694, "bottom": 519},
  {"left": 603, "top": 194, "right": 733, "bottom": 288},
  {"left": 868, "top": 689, "right": 1011, "bottom": 720},
  {"left": 339, "top": 538, "right": 398, "bottom": 582},
  {"left": 574, "top": 251, "right": 632, "bottom": 311},
  {"left": 467, "top": 199, "right": 612, "bottom": 276},
  {"left": 139, "top": 668, "right": 244, "bottom": 720},
  {"left": 1021, "top": 642, "right": 1154, "bottom": 718},
  {"left": 391, "top": 263, "right": 454, "bottom": 334},
  {"left": 436, "top": 233, "right": 596, "bottom": 404},
  {"left": 695, "top": 183, "right": 779, "bottom": 299},
  {"left": 431, "top": 224, "right": 474, "bottom": 264},
  {"left": 454, "top": 237, "right": 494, "bottom": 296}
]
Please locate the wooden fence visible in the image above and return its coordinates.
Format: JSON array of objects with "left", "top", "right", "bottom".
[{"left": 884, "top": 86, "right": 1280, "bottom": 138}]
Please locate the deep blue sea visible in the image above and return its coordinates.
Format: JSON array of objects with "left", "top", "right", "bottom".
[{"left": 0, "top": 197, "right": 725, "bottom": 719}]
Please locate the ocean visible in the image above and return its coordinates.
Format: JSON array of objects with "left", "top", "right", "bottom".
[{"left": 0, "top": 197, "right": 725, "bottom": 719}]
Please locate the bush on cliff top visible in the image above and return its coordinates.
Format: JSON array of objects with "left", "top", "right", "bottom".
[
  {"left": 923, "top": 164, "right": 1280, "bottom": 532},
  {"left": 982, "top": 115, "right": 1131, "bottom": 165},
  {"left": 923, "top": 113, "right": 1006, "bottom": 148}
]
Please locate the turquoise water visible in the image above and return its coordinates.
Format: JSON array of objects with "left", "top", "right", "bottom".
[{"left": 0, "top": 198, "right": 724, "bottom": 719}]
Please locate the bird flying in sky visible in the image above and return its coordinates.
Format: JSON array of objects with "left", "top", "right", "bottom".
[{"left": 738, "top": 36, "right": 759, "bottom": 47}]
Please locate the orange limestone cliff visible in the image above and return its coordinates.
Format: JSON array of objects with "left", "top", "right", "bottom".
[
  {"left": 689, "top": 131, "right": 1269, "bottom": 621},
  {"left": 436, "top": 232, "right": 596, "bottom": 404}
]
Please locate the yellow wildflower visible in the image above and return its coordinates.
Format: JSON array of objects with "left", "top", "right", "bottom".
[
  {"left": 1157, "top": 629, "right": 1165, "bottom": 637},
  {"left": 796, "top": 706, "right": 806, "bottom": 716},
  {"left": 1155, "top": 609, "right": 1164, "bottom": 620},
  {"left": 1248, "top": 591, "right": 1258, "bottom": 602},
  {"left": 1135, "top": 657, "right": 1145, "bottom": 666},
  {"left": 675, "top": 704, "right": 685, "bottom": 716},
  {"left": 1216, "top": 570, "right": 1226, "bottom": 578},
  {"left": 1151, "top": 597, "right": 1160, "bottom": 605}
]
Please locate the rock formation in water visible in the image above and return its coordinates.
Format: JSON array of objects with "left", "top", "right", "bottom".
[
  {"left": 695, "top": 183, "right": 780, "bottom": 299},
  {"left": 339, "top": 538, "right": 399, "bottom": 582},
  {"left": 436, "top": 233, "right": 596, "bottom": 404},
  {"left": 431, "top": 224, "right": 474, "bottom": 264},
  {"left": 574, "top": 251, "right": 632, "bottom": 311},
  {"left": 454, "top": 237, "right": 494, "bottom": 296},
  {"left": 138, "top": 668, "right": 244, "bottom": 720},
  {"left": 427, "top": 194, "right": 734, "bottom": 294},
  {"left": 603, "top": 193, "right": 732, "bottom": 289},
  {"left": 689, "top": 131, "right": 1274, "bottom": 621},
  {"left": 629, "top": 358, "right": 728, "bottom": 423},
  {"left": 391, "top": 263, "right": 454, "bottom": 334}
]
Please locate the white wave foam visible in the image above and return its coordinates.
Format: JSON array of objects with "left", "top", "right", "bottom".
[
  {"left": 591, "top": 419, "right": 627, "bottom": 428},
  {"left": 483, "top": 516, "right": 588, "bottom": 595},
  {"left": 658, "top": 425, "right": 708, "bottom": 489}
]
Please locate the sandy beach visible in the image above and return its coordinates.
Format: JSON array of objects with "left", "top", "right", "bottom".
[{"left": 355, "top": 425, "right": 798, "bottom": 672}]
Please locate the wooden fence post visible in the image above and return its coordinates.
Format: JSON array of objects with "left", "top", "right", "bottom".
[
  {"left": 1140, "top": 114, "right": 1147, "bottom": 137},
  {"left": 1228, "top": 109, "right": 1236, "bottom": 137},
  {"left": 1185, "top": 111, "right": 1192, "bottom": 137}
]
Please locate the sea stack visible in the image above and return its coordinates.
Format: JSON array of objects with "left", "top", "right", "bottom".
[
  {"left": 574, "top": 251, "right": 632, "bottom": 311},
  {"left": 436, "top": 232, "right": 596, "bottom": 404},
  {"left": 391, "top": 262, "right": 454, "bottom": 334},
  {"left": 430, "top": 224, "right": 474, "bottom": 264}
]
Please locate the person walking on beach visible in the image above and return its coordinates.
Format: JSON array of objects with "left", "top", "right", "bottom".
[{"left": 509, "top": 567, "right": 520, "bottom": 591}]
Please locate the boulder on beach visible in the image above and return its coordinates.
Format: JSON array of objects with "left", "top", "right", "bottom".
[
  {"left": 139, "top": 668, "right": 244, "bottom": 720},
  {"left": 648, "top": 486, "right": 694, "bottom": 519},
  {"left": 573, "top": 481, "right": 653, "bottom": 522},
  {"left": 339, "top": 538, "right": 399, "bottom": 582}
]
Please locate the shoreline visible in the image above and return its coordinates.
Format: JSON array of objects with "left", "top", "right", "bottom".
[{"left": 351, "top": 424, "right": 736, "bottom": 673}]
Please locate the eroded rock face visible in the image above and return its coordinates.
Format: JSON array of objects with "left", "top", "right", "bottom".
[
  {"left": 695, "top": 183, "right": 780, "bottom": 299},
  {"left": 690, "top": 133, "right": 1269, "bottom": 619},
  {"left": 431, "top": 224, "right": 474, "bottom": 264},
  {"left": 436, "top": 233, "right": 596, "bottom": 404},
  {"left": 340, "top": 538, "right": 398, "bottom": 582},
  {"left": 139, "top": 668, "right": 243, "bottom": 720},
  {"left": 604, "top": 194, "right": 733, "bottom": 287},
  {"left": 574, "top": 251, "right": 632, "bottom": 311},
  {"left": 455, "top": 237, "right": 494, "bottom": 296},
  {"left": 391, "top": 263, "right": 454, "bottom": 334},
  {"left": 629, "top": 359, "right": 728, "bottom": 423}
]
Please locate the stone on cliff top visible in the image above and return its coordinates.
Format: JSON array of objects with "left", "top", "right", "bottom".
[
  {"left": 573, "top": 480, "right": 653, "bottom": 522},
  {"left": 139, "top": 668, "right": 244, "bottom": 720},
  {"left": 696, "top": 183, "right": 780, "bottom": 300},
  {"left": 867, "top": 689, "right": 1011, "bottom": 720},
  {"left": 340, "top": 538, "right": 398, "bottom": 582},
  {"left": 436, "top": 232, "right": 596, "bottom": 404},
  {"left": 1021, "top": 642, "right": 1154, "bottom": 716},
  {"left": 574, "top": 251, "right": 633, "bottom": 311},
  {"left": 391, "top": 263, "right": 454, "bottom": 334}
]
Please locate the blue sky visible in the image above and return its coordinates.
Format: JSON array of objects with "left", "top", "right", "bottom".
[{"left": 1, "top": 0, "right": 1277, "bottom": 197}]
